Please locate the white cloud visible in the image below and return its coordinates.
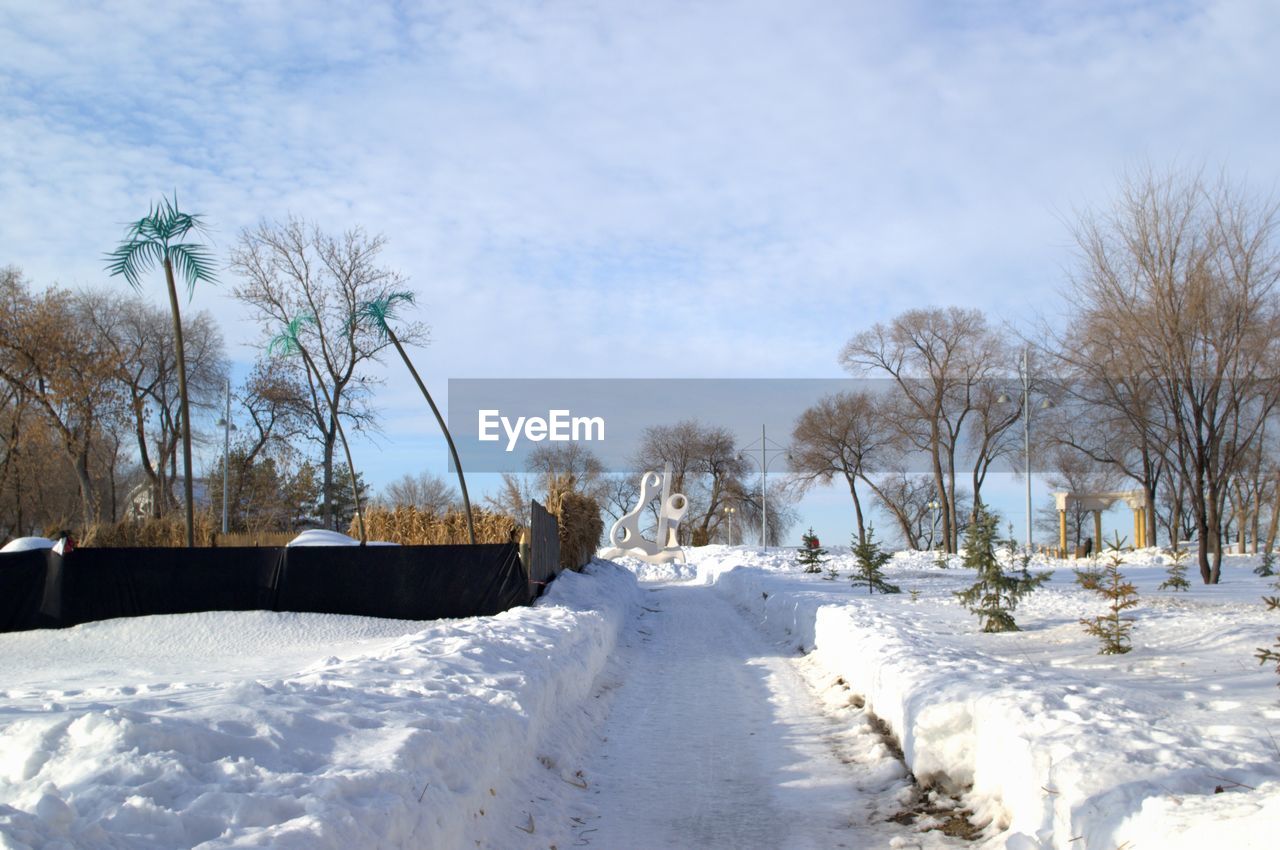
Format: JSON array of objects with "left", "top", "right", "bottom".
[{"left": 1, "top": 0, "right": 1277, "bottom": 509}]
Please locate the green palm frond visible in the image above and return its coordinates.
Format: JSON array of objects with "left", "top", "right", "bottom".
[
  {"left": 168, "top": 243, "right": 218, "bottom": 296},
  {"left": 104, "top": 239, "right": 165, "bottom": 290},
  {"left": 268, "top": 315, "right": 316, "bottom": 358},
  {"left": 105, "top": 194, "right": 216, "bottom": 294},
  {"left": 357, "top": 290, "right": 416, "bottom": 338}
]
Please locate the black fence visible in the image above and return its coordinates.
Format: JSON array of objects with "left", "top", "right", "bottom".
[
  {"left": 524, "top": 500, "right": 561, "bottom": 599},
  {"left": 0, "top": 509, "right": 564, "bottom": 633}
]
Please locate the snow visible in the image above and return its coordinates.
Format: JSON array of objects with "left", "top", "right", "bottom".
[
  {"left": 4, "top": 539, "right": 1277, "bottom": 848},
  {"left": 550, "top": 581, "right": 960, "bottom": 849},
  {"left": 0, "top": 537, "right": 53, "bottom": 554},
  {"left": 0, "top": 561, "right": 639, "bottom": 849},
  {"left": 691, "top": 545, "right": 1280, "bottom": 849},
  {"left": 284, "top": 529, "right": 399, "bottom": 546}
]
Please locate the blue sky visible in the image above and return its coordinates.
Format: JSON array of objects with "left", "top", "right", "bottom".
[{"left": 2, "top": 0, "right": 1278, "bottom": 545}]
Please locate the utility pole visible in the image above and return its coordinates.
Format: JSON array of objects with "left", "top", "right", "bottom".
[{"left": 739, "top": 425, "right": 788, "bottom": 547}]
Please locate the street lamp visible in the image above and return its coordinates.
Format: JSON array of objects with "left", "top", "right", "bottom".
[
  {"left": 215, "top": 378, "right": 237, "bottom": 535},
  {"left": 738, "top": 424, "right": 789, "bottom": 548},
  {"left": 998, "top": 348, "right": 1053, "bottom": 552},
  {"left": 722, "top": 505, "right": 737, "bottom": 546},
  {"left": 927, "top": 500, "right": 940, "bottom": 550}
]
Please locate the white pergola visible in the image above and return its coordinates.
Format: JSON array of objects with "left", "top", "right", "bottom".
[{"left": 1052, "top": 490, "right": 1150, "bottom": 554}]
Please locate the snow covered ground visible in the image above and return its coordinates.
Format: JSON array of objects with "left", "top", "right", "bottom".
[
  {"left": 4, "top": 543, "right": 1277, "bottom": 849},
  {"left": 676, "top": 544, "right": 1280, "bottom": 849},
  {"left": 0, "top": 562, "right": 639, "bottom": 849}
]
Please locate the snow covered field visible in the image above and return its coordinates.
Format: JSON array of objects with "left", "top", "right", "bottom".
[
  {"left": 680, "top": 544, "right": 1280, "bottom": 849},
  {"left": 0, "top": 562, "right": 639, "bottom": 849}
]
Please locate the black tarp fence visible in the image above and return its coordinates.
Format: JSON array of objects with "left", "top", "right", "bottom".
[{"left": 0, "top": 542, "right": 532, "bottom": 633}]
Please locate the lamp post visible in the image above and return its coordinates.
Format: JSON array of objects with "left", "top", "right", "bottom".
[
  {"left": 722, "top": 505, "right": 736, "bottom": 546},
  {"left": 215, "top": 378, "right": 237, "bottom": 535},
  {"left": 738, "top": 424, "right": 789, "bottom": 547},
  {"left": 998, "top": 348, "right": 1052, "bottom": 552},
  {"left": 927, "top": 500, "right": 940, "bottom": 550}
]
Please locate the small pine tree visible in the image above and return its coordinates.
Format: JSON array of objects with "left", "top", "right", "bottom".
[
  {"left": 1073, "top": 550, "right": 1103, "bottom": 591},
  {"left": 851, "top": 525, "right": 900, "bottom": 594},
  {"left": 823, "top": 562, "right": 840, "bottom": 581},
  {"left": 796, "top": 528, "right": 826, "bottom": 574},
  {"left": 1159, "top": 546, "right": 1191, "bottom": 591},
  {"left": 1080, "top": 533, "right": 1139, "bottom": 654},
  {"left": 1255, "top": 550, "right": 1276, "bottom": 578},
  {"left": 955, "top": 506, "right": 1049, "bottom": 632},
  {"left": 1257, "top": 596, "right": 1280, "bottom": 685}
]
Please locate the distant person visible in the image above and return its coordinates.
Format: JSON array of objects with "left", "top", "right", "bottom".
[{"left": 1082, "top": 536, "right": 1093, "bottom": 559}]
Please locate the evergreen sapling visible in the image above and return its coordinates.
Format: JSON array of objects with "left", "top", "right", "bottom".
[
  {"left": 796, "top": 528, "right": 826, "bottom": 574},
  {"left": 1080, "top": 533, "right": 1139, "bottom": 654},
  {"left": 1255, "top": 550, "right": 1276, "bottom": 578},
  {"left": 851, "top": 525, "right": 899, "bottom": 594},
  {"left": 1073, "top": 550, "right": 1103, "bottom": 592},
  {"left": 954, "top": 506, "right": 1049, "bottom": 632},
  {"left": 1257, "top": 595, "right": 1280, "bottom": 686},
  {"left": 1158, "top": 546, "right": 1191, "bottom": 591}
]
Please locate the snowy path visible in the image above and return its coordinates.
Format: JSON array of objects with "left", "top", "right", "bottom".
[{"left": 565, "top": 583, "right": 947, "bottom": 850}]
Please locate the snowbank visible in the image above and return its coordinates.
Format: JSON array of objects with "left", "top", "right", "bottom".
[
  {"left": 0, "top": 560, "right": 639, "bottom": 849},
  {"left": 285, "top": 529, "right": 399, "bottom": 546},
  {"left": 697, "top": 548, "right": 1280, "bottom": 849},
  {"left": 0, "top": 537, "right": 53, "bottom": 554}
]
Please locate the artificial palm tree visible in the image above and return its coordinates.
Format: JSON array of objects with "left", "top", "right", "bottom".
[
  {"left": 359, "top": 291, "right": 475, "bottom": 544},
  {"left": 105, "top": 195, "right": 216, "bottom": 547},
  {"left": 269, "top": 316, "right": 367, "bottom": 543}
]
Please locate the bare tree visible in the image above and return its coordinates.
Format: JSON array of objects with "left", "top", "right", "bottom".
[
  {"left": 633, "top": 420, "right": 747, "bottom": 545},
  {"left": 0, "top": 272, "right": 123, "bottom": 531},
  {"left": 382, "top": 471, "right": 459, "bottom": 513},
  {"left": 525, "top": 443, "right": 606, "bottom": 503},
  {"left": 79, "top": 291, "right": 226, "bottom": 517},
  {"left": 1065, "top": 168, "right": 1280, "bottom": 582},
  {"left": 841, "top": 307, "right": 1009, "bottom": 552},
  {"left": 790, "top": 390, "right": 893, "bottom": 545},
  {"left": 600, "top": 473, "right": 641, "bottom": 528},
  {"left": 230, "top": 218, "right": 425, "bottom": 529}
]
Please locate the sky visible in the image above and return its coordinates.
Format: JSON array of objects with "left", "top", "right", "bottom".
[{"left": 2, "top": 0, "right": 1278, "bottom": 546}]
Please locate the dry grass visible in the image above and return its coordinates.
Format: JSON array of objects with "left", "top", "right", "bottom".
[
  {"left": 552, "top": 492, "right": 603, "bottom": 571},
  {"left": 83, "top": 513, "right": 219, "bottom": 547},
  {"left": 353, "top": 506, "right": 522, "bottom": 546}
]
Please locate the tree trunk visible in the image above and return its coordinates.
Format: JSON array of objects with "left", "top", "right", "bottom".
[
  {"left": 930, "top": 432, "right": 951, "bottom": 552},
  {"left": 162, "top": 258, "right": 195, "bottom": 547},
  {"left": 388, "top": 330, "right": 475, "bottom": 544},
  {"left": 845, "top": 471, "right": 866, "bottom": 546},
  {"left": 1265, "top": 472, "right": 1280, "bottom": 555},
  {"left": 321, "top": 425, "right": 337, "bottom": 528},
  {"left": 300, "top": 347, "right": 364, "bottom": 543}
]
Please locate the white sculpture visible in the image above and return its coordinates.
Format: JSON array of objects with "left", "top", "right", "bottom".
[{"left": 600, "top": 462, "right": 689, "bottom": 564}]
